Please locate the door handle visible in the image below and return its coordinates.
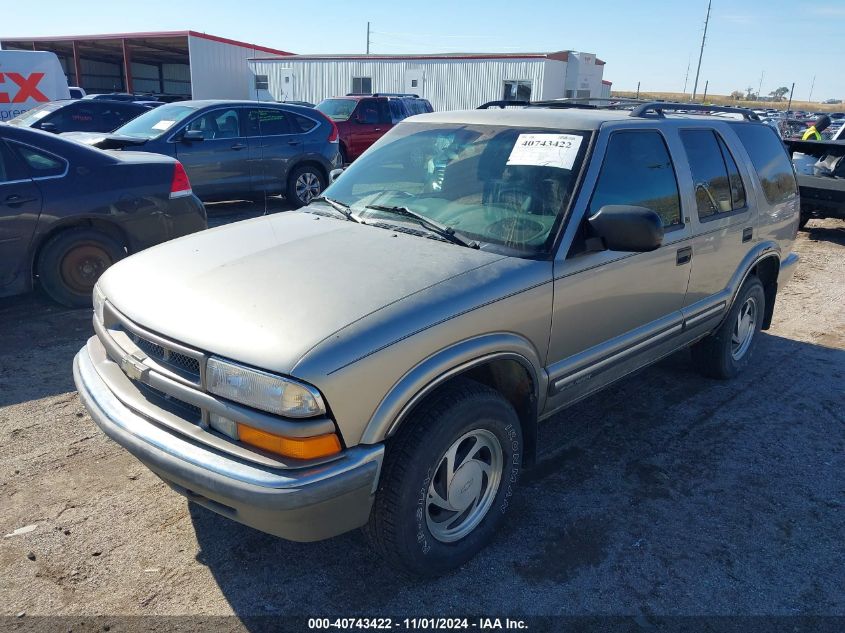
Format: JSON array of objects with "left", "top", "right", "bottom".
[
  {"left": 374, "top": 128, "right": 382, "bottom": 131},
  {"left": 742, "top": 227, "right": 753, "bottom": 243},
  {"left": 287, "top": 140, "right": 301, "bottom": 146},
  {"left": 676, "top": 246, "right": 692, "bottom": 266},
  {"left": 230, "top": 143, "right": 247, "bottom": 150},
  {"left": 5, "top": 194, "right": 37, "bottom": 206}
]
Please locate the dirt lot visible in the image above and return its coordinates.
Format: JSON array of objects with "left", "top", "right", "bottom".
[{"left": 1, "top": 212, "right": 843, "bottom": 619}]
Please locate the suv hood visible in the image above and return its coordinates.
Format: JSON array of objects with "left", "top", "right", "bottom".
[{"left": 99, "top": 210, "right": 507, "bottom": 375}]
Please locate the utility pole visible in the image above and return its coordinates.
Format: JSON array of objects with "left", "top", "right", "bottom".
[
  {"left": 757, "top": 70, "right": 764, "bottom": 100},
  {"left": 808, "top": 75, "right": 816, "bottom": 103},
  {"left": 636, "top": 81, "right": 640, "bottom": 99},
  {"left": 786, "top": 82, "right": 795, "bottom": 112},
  {"left": 366, "top": 22, "right": 371, "bottom": 55},
  {"left": 702, "top": 80, "right": 709, "bottom": 102},
  {"left": 683, "top": 55, "right": 691, "bottom": 94},
  {"left": 691, "top": 0, "right": 711, "bottom": 102}
]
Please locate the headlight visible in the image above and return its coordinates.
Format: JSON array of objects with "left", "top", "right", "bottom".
[
  {"left": 93, "top": 284, "right": 106, "bottom": 324},
  {"left": 206, "top": 357, "right": 326, "bottom": 418}
]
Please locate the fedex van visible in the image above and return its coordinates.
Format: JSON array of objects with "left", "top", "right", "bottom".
[{"left": 0, "top": 50, "right": 70, "bottom": 122}]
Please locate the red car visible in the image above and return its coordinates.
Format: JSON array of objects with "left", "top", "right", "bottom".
[{"left": 316, "top": 93, "right": 433, "bottom": 163}]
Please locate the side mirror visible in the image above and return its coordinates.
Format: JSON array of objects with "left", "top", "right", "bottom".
[
  {"left": 38, "top": 122, "right": 59, "bottom": 134},
  {"left": 180, "top": 129, "right": 205, "bottom": 142},
  {"left": 587, "top": 205, "right": 664, "bottom": 252},
  {"left": 329, "top": 168, "right": 344, "bottom": 184}
]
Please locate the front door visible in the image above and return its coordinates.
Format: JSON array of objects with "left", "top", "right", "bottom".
[
  {"left": 545, "top": 129, "right": 694, "bottom": 414},
  {"left": 174, "top": 107, "right": 252, "bottom": 201},
  {"left": 0, "top": 140, "right": 42, "bottom": 292}
]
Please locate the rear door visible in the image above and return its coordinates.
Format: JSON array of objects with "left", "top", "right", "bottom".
[
  {"left": 0, "top": 140, "right": 42, "bottom": 292},
  {"left": 244, "top": 106, "right": 301, "bottom": 195},
  {"left": 174, "top": 107, "right": 251, "bottom": 200},
  {"left": 679, "top": 126, "right": 756, "bottom": 310}
]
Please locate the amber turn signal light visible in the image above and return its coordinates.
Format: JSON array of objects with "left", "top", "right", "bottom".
[{"left": 236, "top": 424, "right": 341, "bottom": 460}]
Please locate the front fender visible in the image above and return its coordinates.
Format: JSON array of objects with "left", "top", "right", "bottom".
[{"left": 359, "top": 332, "right": 546, "bottom": 445}]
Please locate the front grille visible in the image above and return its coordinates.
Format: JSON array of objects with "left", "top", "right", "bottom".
[
  {"left": 136, "top": 381, "right": 202, "bottom": 424},
  {"left": 130, "top": 332, "right": 201, "bottom": 381}
]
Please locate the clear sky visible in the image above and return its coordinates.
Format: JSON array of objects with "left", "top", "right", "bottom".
[{"left": 4, "top": 0, "right": 843, "bottom": 101}]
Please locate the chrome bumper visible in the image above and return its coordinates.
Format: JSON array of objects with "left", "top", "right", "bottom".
[{"left": 73, "top": 344, "right": 384, "bottom": 542}]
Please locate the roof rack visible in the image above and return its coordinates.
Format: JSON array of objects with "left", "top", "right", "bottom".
[
  {"left": 629, "top": 102, "right": 760, "bottom": 120},
  {"left": 345, "top": 92, "right": 420, "bottom": 98}
]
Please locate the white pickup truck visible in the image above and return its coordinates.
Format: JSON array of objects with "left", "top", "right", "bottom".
[{"left": 0, "top": 50, "right": 70, "bottom": 122}]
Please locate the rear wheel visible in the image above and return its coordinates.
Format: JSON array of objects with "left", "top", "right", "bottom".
[
  {"left": 692, "top": 276, "right": 765, "bottom": 379},
  {"left": 37, "top": 228, "right": 125, "bottom": 307},
  {"left": 286, "top": 165, "right": 326, "bottom": 208},
  {"left": 364, "top": 378, "right": 522, "bottom": 577}
]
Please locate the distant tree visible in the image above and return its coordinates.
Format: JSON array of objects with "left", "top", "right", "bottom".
[
  {"left": 770, "top": 86, "right": 790, "bottom": 102},
  {"left": 745, "top": 86, "right": 758, "bottom": 100},
  {"left": 730, "top": 90, "right": 744, "bottom": 101}
]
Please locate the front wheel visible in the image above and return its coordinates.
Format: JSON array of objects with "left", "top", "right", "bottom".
[
  {"left": 692, "top": 276, "right": 765, "bottom": 379},
  {"left": 286, "top": 165, "right": 326, "bottom": 209},
  {"left": 364, "top": 378, "right": 522, "bottom": 577}
]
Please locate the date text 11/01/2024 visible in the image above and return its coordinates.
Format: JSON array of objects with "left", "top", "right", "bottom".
[{"left": 308, "top": 618, "right": 529, "bottom": 630}]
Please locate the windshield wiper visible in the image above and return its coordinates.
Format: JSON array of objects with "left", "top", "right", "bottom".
[
  {"left": 312, "top": 196, "right": 362, "bottom": 223},
  {"left": 365, "top": 204, "right": 479, "bottom": 249}
]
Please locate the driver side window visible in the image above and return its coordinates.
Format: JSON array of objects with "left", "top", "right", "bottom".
[
  {"left": 185, "top": 109, "right": 241, "bottom": 140},
  {"left": 588, "top": 130, "right": 682, "bottom": 229}
]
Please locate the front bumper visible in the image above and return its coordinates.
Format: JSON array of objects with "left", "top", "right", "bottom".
[{"left": 73, "top": 344, "right": 384, "bottom": 542}]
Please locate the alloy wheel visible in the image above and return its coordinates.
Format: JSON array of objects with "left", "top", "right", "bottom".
[
  {"left": 425, "top": 429, "right": 503, "bottom": 543},
  {"left": 731, "top": 296, "right": 758, "bottom": 360},
  {"left": 295, "top": 171, "right": 322, "bottom": 204}
]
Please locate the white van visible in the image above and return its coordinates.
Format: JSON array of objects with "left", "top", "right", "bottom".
[{"left": 0, "top": 50, "right": 70, "bottom": 122}]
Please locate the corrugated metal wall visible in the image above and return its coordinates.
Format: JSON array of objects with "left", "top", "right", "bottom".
[
  {"left": 189, "top": 36, "right": 262, "bottom": 100},
  {"left": 250, "top": 58, "right": 560, "bottom": 111}
]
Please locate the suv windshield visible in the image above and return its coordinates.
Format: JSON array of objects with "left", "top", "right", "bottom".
[
  {"left": 111, "top": 103, "right": 197, "bottom": 139},
  {"left": 316, "top": 99, "right": 358, "bottom": 122},
  {"left": 322, "top": 122, "right": 590, "bottom": 256},
  {"left": 8, "top": 102, "right": 62, "bottom": 126}
]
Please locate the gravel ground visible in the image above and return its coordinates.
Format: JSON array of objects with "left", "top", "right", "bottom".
[{"left": 0, "top": 213, "right": 843, "bottom": 619}]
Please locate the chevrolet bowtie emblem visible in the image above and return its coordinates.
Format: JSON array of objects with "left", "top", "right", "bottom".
[{"left": 121, "top": 352, "right": 148, "bottom": 381}]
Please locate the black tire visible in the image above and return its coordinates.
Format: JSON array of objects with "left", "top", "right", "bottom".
[
  {"left": 37, "top": 228, "right": 125, "bottom": 308},
  {"left": 364, "top": 378, "right": 522, "bottom": 577},
  {"left": 286, "top": 165, "right": 326, "bottom": 209},
  {"left": 691, "top": 276, "right": 765, "bottom": 379}
]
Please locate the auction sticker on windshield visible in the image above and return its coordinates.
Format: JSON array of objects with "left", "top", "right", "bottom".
[
  {"left": 507, "top": 133, "right": 582, "bottom": 169},
  {"left": 152, "top": 120, "right": 176, "bottom": 131}
]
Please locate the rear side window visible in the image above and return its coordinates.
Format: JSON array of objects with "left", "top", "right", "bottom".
[
  {"left": 247, "top": 108, "right": 291, "bottom": 136},
  {"left": 289, "top": 113, "right": 317, "bottom": 133},
  {"left": 589, "top": 130, "right": 681, "bottom": 229},
  {"left": 0, "top": 141, "right": 29, "bottom": 182},
  {"left": 680, "top": 129, "right": 746, "bottom": 219},
  {"left": 101, "top": 104, "right": 146, "bottom": 131},
  {"left": 731, "top": 123, "right": 798, "bottom": 205},
  {"left": 10, "top": 144, "right": 66, "bottom": 178},
  {"left": 388, "top": 100, "right": 407, "bottom": 123}
]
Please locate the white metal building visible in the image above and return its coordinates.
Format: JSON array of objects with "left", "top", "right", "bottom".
[
  {"left": 248, "top": 51, "right": 608, "bottom": 111},
  {"left": 0, "top": 31, "right": 292, "bottom": 99}
]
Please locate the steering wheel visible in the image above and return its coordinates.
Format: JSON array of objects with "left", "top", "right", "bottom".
[{"left": 485, "top": 217, "right": 546, "bottom": 244}]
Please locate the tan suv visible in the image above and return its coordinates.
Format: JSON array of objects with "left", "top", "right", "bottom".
[{"left": 74, "top": 101, "right": 800, "bottom": 576}]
